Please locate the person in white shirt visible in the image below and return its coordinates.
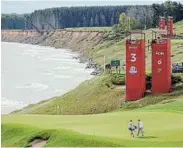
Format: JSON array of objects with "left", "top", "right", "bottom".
[
  {"left": 128, "top": 120, "right": 136, "bottom": 137},
  {"left": 137, "top": 119, "right": 144, "bottom": 136},
  {"left": 130, "top": 37, "right": 137, "bottom": 44},
  {"left": 156, "top": 36, "right": 163, "bottom": 44}
]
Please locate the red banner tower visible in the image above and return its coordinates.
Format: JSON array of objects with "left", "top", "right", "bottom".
[
  {"left": 151, "top": 31, "right": 172, "bottom": 93},
  {"left": 167, "top": 16, "right": 174, "bottom": 37},
  {"left": 159, "top": 16, "right": 166, "bottom": 38},
  {"left": 159, "top": 16, "right": 166, "bottom": 30},
  {"left": 125, "top": 31, "right": 146, "bottom": 101}
]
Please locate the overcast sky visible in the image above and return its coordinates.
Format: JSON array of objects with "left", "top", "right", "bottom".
[{"left": 1, "top": 0, "right": 183, "bottom": 14}]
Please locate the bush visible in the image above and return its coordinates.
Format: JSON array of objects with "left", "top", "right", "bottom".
[
  {"left": 172, "top": 74, "right": 182, "bottom": 85},
  {"left": 110, "top": 73, "right": 182, "bottom": 89},
  {"left": 111, "top": 73, "right": 125, "bottom": 85}
]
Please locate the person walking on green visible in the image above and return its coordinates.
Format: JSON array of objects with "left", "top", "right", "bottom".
[
  {"left": 137, "top": 119, "right": 144, "bottom": 136},
  {"left": 128, "top": 120, "right": 135, "bottom": 137}
]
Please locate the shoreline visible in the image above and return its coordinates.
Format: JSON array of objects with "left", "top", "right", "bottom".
[
  {"left": 1, "top": 41, "right": 95, "bottom": 114},
  {"left": 1, "top": 29, "right": 103, "bottom": 75}
]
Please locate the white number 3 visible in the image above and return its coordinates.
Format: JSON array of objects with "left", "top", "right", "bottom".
[{"left": 131, "top": 53, "right": 136, "bottom": 62}]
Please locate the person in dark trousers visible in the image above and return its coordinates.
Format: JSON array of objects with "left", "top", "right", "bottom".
[
  {"left": 128, "top": 120, "right": 136, "bottom": 137},
  {"left": 156, "top": 36, "right": 163, "bottom": 44},
  {"left": 137, "top": 119, "right": 144, "bottom": 136}
]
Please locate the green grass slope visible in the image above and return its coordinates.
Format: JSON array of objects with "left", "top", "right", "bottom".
[
  {"left": 136, "top": 97, "right": 183, "bottom": 113},
  {"left": 121, "top": 83, "right": 183, "bottom": 111},
  {"left": 174, "top": 20, "right": 183, "bottom": 34},
  {"left": 12, "top": 74, "right": 123, "bottom": 115},
  {"left": 84, "top": 38, "right": 183, "bottom": 73},
  {"left": 2, "top": 123, "right": 122, "bottom": 147},
  {"left": 2, "top": 102, "right": 183, "bottom": 147},
  {"left": 12, "top": 72, "right": 183, "bottom": 115}
]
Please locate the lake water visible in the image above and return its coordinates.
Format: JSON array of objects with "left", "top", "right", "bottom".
[{"left": 1, "top": 42, "right": 93, "bottom": 114}]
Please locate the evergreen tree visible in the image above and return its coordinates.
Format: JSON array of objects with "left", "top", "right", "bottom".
[
  {"left": 94, "top": 14, "right": 99, "bottom": 26},
  {"left": 100, "top": 14, "right": 107, "bottom": 26},
  {"left": 83, "top": 15, "right": 88, "bottom": 27},
  {"left": 90, "top": 17, "right": 94, "bottom": 27}
]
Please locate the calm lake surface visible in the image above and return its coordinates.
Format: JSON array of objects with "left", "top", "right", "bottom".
[{"left": 1, "top": 42, "right": 93, "bottom": 114}]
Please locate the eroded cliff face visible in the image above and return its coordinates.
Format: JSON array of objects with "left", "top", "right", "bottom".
[
  {"left": 1, "top": 30, "right": 41, "bottom": 44},
  {"left": 1, "top": 30, "right": 105, "bottom": 52}
]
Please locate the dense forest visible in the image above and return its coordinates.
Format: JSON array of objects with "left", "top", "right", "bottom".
[
  {"left": 1, "top": 14, "right": 25, "bottom": 29},
  {"left": 1, "top": 1, "right": 183, "bottom": 30}
]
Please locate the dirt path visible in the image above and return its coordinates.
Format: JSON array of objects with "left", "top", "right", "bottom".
[{"left": 112, "top": 84, "right": 126, "bottom": 89}]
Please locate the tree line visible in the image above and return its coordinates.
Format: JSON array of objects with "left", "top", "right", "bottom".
[
  {"left": 1, "top": 1, "right": 183, "bottom": 30},
  {"left": 1, "top": 14, "right": 25, "bottom": 29}
]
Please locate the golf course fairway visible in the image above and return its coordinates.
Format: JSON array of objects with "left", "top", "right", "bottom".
[{"left": 2, "top": 99, "right": 183, "bottom": 147}]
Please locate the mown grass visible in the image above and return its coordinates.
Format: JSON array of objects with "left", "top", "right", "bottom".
[
  {"left": 2, "top": 105, "right": 183, "bottom": 147},
  {"left": 3, "top": 74, "right": 183, "bottom": 147},
  {"left": 1, "top": 123, "right": 122, "bottom": 147}
]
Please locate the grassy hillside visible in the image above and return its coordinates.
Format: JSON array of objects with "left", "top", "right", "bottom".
[
  {"left": 121, "top": 83, "right": 183, "bottom": 112},
  {"left": 84, "top": 35, "right": 183, "bottom": 73},
  {"left": 12, "top": 74, "right": 124, "bottom": 115},
  {"left": 2, "top": 102, "right": 183, "bottom": 147},
  {"left": 174, "top": 20, "right": 183, "bottom": 34},
  {"left": 136, "top": 97, "right": 183, "bottom": 113},
  {"left": 63, "top": 20, "right": 183, "bottom": 71},
  {"left": 12, "top": 73, "right": 183, "bottom": 115},
  {"left": 11, "top": 20, "right": 183, "bottom": 115}
]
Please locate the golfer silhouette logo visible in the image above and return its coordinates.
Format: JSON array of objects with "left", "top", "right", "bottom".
[{"left": 129, "top": 66, "right": 138, "bottom": 75}]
